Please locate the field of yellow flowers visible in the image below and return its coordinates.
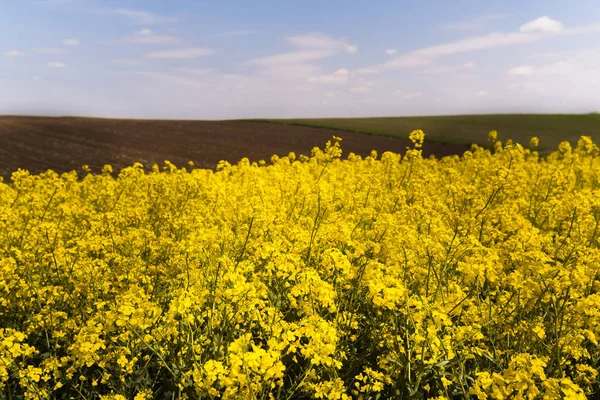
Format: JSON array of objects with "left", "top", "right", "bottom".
[{"left": 1, "top": 131, "right": 599, "bottom": 399}]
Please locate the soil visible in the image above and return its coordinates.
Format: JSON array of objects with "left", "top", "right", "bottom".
[{"left": 0, "top": 116, "right": 469, "bottom": 180}]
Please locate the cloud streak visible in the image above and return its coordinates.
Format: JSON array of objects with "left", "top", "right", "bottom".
[
  {"left": 36, "top": 48, "right": 67, "bottom": 54},
  {"left": 286, "top": 33, "right": 358, "bottom": 54},
  {"left": 507, "top": 65, "right": 534, "bottom": 76},
  {"left": 377, "top": 16, "right": 600, "bottom": 72},
  {"left": 104, "top": 8, "right": 177, "bottom": 25},
  {"left": 62, "top": 38, "right": 80, "bottom": 46},
  {"left": 125, "top": 29, "right": 179, "bottom": 44},
  {"left": 145, "top": 48, "right": 214, "bottom": 59},
  {"left": 393, "top": 91, "right": 423, "bottom": 99},
  {"left": 246, "top": 33, "right": 359, "bottom": 82},
  {"left": 248, "top": 50, "right": 332, "bottom": 67},
  {"left": 137, "top": 72, "right": 207, "bottom": 89},
  {"left": 174, "top": 67, "right": 213, "bottom": 77},
  {"left": 520, "top": 16, "right": 564, "bottom": 33},
  {"left": 5, "top": 50, "right": 25, "bottom": 57},
  {"left": 308, "top": 68, "right": 350, "bottom": 84}
]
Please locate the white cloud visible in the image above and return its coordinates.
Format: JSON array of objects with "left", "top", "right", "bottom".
[
  {"left": 245, "top": 33, "right": 357, "bottom": 84},
  {"left": 393, "top": 91, "right": 423, "bottom": 99},
  {"left": 125, "top": 30, "right": 179, "bottom": 44},
  {"left": 385, "top": 49, "right": 397, "bottom": 56},
  {"left": 537, "top": 60, "right": 578, "bottom": 75},
  {"left": 175, "top": 67, "right": 213, "bottom": 77},
  {"left": 259, "top": 64, "right": 323, "bottom": 81},
  {"left": 419, "top": 61, "right": 477, "bottom": 74},
  {"left": 129, "top": 36, "right": 178, "bottom": 44},
  {"left": 47, "top": 62, "right": 65, "bottom": 68},
  {"left": 286, "top": 33, "right": 358, "bottom": 54},
  {"left": 145, "top": 48, "right": 214, "bottom": 59},
  {"left": 36, "top": 48, "right": 67, "bottom": 54},
  {"left": 476, "top": 90, "right": 488, "bottom": 97},
  {"left": 108, "top": 9, "right": 175, "bottom": 25},
  {"left": 507, "top": 65, "right": 533, "bottom": 76},
  {"left": 498, "top": 50, "right": 600, "bottom": 109},
  {"left": 350, "top": 86, "right": 370, "bottom": 93},
  {"left": 402, "top": 92, "right": 423, "bottom": 99},
  {"left": 355, "top": 68, "right": 380, "bottom": 75},
  {"left": 112, "top": 59, "right": 142, "bottom": 65},
  {"left": 138, "top": 72, "right": 206, "bottom": 89},
  {"left": 345, "top": 45, "right": 358, "bottom": 54},
  {"left": 513, "top": 49, "right": 600, "bottom": 89},
  {"left": 5, "top": 50, "right": 25, "bottom": 57},
  {"left": 411, "top": 32, "right": 541, "bottom": 58},
  {"left": 62, "top": 38, "right": 80, "bottom": 46},
  {"left": 443, "top": 13, "right": 504, "bottom": 31},
  {"left": 248, "top": 50, "right": 331, "bottom": 67},
  {"left": 382, "top": 54, "right": 431, "bottom": 70},
  {"left": 358, "top": 79, "right": 376, "bottom": 86},
  {"left": 308, "top": 68, "right": 350, "bottom": 84},
  {"left": 566, "top": 24, "right": 600, "bottom": 35},
  {"left": 520, "top": 16, "right": 564, "bottom": 33},
  {"left": 114, "top": 9, "right": 156, "bottom": 24},
  {"left": 418, "top": 65, "right": 455, "bottom": 74},
  {"left": 33, "top": 76, "right": 41, "bottom": 81},
  {"left": 374, "top": 16, "right": 598, "bottom": 73}
]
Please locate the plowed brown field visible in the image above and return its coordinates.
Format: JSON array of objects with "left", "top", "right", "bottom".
[{"left": 0, "top": 116, "right": 468, "bottom": 179}]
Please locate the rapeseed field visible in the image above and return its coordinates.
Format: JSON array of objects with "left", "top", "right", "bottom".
[{"left": 1, "top": 132, "right": 599, "bottom": 399}]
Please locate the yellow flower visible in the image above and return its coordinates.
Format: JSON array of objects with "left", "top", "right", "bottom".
[
  {"left": 1, "top": 134, "right": 599, "bottom": 399},
  {"left": 529, "top": 136, "right": 539, "bottom": 149},
  {"left": 409, "top": 129, "right": 426, "bottom": 148},
  {"left": 532, "top": 324, "right": 546, "bottom": 340}
]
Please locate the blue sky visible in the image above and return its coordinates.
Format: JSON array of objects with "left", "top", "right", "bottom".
[{"left": 1, "top": 0, "right": 600, "bottom": 119}]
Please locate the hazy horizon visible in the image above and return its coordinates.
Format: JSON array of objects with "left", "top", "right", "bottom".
[{"left": 2, "top": 112, "right": 600, "bottom": 122}]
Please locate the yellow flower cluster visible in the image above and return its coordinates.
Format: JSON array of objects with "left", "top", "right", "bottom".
[{"left": 0, "top": 132, "right": 599, "bottom": 399}]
